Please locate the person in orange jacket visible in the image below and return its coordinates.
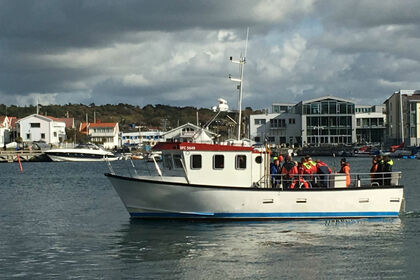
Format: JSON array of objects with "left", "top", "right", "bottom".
[
  {"left": 281, "top": 155, "right": 299, "bottom": 189},
  {"left": 339, "top": 158, "right": 351, "bottom": 187},
  {"left": 370, "top": 155, "right": 380, "bottom": 184}
]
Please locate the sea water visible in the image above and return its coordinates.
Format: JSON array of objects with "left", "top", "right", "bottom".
[{"left": 0, "top": 157, "right": 419, "bottom": 279}]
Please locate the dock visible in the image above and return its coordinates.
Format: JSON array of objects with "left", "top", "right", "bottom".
[{"left": 0, "top": 150, "right": 48, "bottom": 162}]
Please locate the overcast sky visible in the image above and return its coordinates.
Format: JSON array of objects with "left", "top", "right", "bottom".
[{"left": 1, "top": 0, "right": 420, "bottom": 110}]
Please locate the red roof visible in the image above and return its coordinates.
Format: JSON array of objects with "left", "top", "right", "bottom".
[
  {"left": 0, "top": 116, "right": 6, "bottom": 126},
  {"left": 45, "top": 116, "right": 74, "bottom": 128},
  {"left": 153, "top": 142, "right": 256, "bottom": 152},
  {"left": 9, "top": 117, "right": 18, "bottom": 128},
  {"left": 0, "top": 116, "right": 18, "bottom": 128},
  {"left": 79, "top": 122, "right": 117, "bottom": 135},
  {"left": 88, "top": 122, "right": 117, "bottom": 128}
]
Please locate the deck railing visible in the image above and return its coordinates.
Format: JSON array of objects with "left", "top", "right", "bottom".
[{"left": 270, "top": 172, "right": 402, "bottom": 189}]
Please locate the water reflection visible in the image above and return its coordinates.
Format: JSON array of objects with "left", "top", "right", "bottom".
[{"left": 110, "top": 218, "right": 406, "bottom": 279}]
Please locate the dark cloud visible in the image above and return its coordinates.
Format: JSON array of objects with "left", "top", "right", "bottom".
[{"left": 1, "top": 0, "right": 420, "bottom": 109}]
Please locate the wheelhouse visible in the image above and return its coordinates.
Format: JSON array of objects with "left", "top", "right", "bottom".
[{"left": 153, "top": 142, "right": 270, "bottom": 188}]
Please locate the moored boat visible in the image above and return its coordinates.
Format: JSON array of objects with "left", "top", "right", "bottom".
[{"left": 45, "top": 143, "right": 118, "bottom": 162}]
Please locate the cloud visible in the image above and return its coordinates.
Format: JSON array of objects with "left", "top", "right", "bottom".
[{"left": 0, "top": 0, "right": 420, "bottom": 110}]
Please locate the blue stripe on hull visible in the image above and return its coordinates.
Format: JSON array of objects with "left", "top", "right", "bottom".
[{"left": 129, "top": 211, "right": 400, "bottom": 219}]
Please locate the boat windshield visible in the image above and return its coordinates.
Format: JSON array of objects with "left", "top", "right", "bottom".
[{"left": 75, "top": 143, "right": 100, "bottom": 150}]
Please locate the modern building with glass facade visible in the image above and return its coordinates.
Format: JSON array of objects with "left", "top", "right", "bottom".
[
  {"left": 297, "top": 96, "right": 356, "bottom": 146},
  {"left": 249, "top": 96, "right": 386, "bottom": 147},
  {"left": 355, "top": 105, "right": 385, "bottom": 144}
]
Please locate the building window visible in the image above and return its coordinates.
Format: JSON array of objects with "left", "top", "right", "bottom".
[
  {"left": 54, "top": 132, "right": 57, "bottom": 137},
  {"left": 213, "top": 155, "right": 224, "bottom": 169},
  {"left": 254, "top": 136, "right": 261, "bottom": 142},
  {"left": 254, "top": 119, "right": 266, "bottom": 125},
  {"left": 235, "top": 155, "right": 246, "bottom": 169},
  {"left": 288, "top": 118, "right": 295, "bottom": 124},
  {"left": 191, "top": 155, "right": 202, "bottom": 169},
  {"left": 41, "top": 133, "right": 45, "bottom": 139},
  {"left": 30, "top": 123, "right": 40, "bottom": 128},
  {"left": 26, "top": 133, "right": 31, "bottom": 140}
]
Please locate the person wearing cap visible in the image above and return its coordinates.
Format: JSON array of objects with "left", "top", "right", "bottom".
[
  {"left": 339, "top": 158, "right": 350, "bottom": 187},
  {"left": 270, "top": 157, "right": 280, "bottom": 187}
]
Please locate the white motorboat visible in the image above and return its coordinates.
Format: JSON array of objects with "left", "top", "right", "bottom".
[
  {"left": 106, "top": 141, "right": 404, "bottom": 219},
  {"left": 105, "top": 32, "right": 404, "bottom": 219},
  {"left": 45, "top": 143, "right": 119, "bottom": 162}
]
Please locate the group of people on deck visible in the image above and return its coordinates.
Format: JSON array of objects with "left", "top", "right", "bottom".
[
  {"left": 270, "top": 155, "right": 351, "bottom": 189},
  {"left": 270, "top": 153, "right": 395, "bottom": 189},
  {"left": 370, "top": 155, "right": 393, "bottom": 186}
]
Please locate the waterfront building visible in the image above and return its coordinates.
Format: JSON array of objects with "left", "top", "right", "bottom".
[
  {"left": 249, "top": 111, "right": 301, "bottom": 146},
  {"left": 384, "top": 90, "right": 420, "bottom": 146},
  {"left": 162, "top": 123, "right": 217, "bottom": 143},
  {"left": 120, "top": 130, "right": 164, "bottom": 147},
  {"left": 250, "top": 96, "right": 386, "bottom": 147},
  {"left": 355, "top": 105, "right": 386, "bottom": 145},
  {"left": 298, "top": 96, "right": 356, "bottom": 146},
  {"left": 80, "top": 121, "right": 119, "bottom": 149},
  {"left": 16, "top": 114, "right": 66, "bottom": 145}
]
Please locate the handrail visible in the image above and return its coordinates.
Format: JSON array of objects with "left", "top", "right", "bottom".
[{"left": 270, "top": 171, "right": 401, "bottom": 189}]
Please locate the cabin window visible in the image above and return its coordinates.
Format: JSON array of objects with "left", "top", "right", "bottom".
[
  {"left": 191, "top": 155, "right": 202, "bottom": 169},
  {"left": 213, "top": 155, "right": 224, "bottom": 169},
  {"left": 163, "top": 154, "right": 173, "bottom": 170},
  {"left": 255, "top": 156, "right": 262, "bottom": 164},
  {"left": 173, "top": 154, "right": 183, "bottom": 169},
  {"left": 235, "top": 155, "right": 246, "bottom": 169}
]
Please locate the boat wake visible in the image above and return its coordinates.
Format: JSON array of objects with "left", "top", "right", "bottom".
[{"left": 401, "top": 210, "right": 420, "bottom": 218}]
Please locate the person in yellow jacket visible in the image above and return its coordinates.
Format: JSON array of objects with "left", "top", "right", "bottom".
[{"left": 383, "top": 156, "right": 393, "bottom": 185}]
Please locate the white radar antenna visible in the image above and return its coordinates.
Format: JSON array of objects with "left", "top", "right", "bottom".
[{"left": 228, "top": 27, "right": 249, "bottom": 141}]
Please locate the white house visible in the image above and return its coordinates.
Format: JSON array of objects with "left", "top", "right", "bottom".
[
  {"left": 80, "top": 122, "right": 119, "bottom": 149},
  {"left": 16, "top": 114, "right": 66, "bottom": 145},
  {"left": 121, "top": 132, "right": 141, "bottom": 145},
  {"left": 162, "top": 123, "right": 217, "bottom": 143}
]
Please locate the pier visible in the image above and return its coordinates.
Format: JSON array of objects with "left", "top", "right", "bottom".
[{"left": 0, "top": 150, "right": 47, "bottom": 162}]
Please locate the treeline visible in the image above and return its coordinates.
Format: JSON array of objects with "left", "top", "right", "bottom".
[{"left": 0, "top": 103, "right": 260, "bottom": 133}]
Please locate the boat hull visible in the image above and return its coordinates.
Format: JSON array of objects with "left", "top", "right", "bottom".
[
  {"left": 47, "top": 154, "right": 119, "bottom": 162},
  {"left": 106, "top": 174, "right": 404, "bottom": 220}
]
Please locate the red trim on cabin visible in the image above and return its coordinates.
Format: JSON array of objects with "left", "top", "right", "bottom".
[{"left": 153, "top": 142, "right": 259, "bottom": 152}]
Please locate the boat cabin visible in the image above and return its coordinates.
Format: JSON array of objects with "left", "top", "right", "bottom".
[{"left": 153, "top": 142, "right": 270, "bottom": 188}]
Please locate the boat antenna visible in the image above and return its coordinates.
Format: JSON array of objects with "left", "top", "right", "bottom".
[{"left": 229, "top": 27, "right": 249, "bottom": 141}]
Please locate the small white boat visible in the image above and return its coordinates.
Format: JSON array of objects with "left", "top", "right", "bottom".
[{"left": 45, "top": 143, "right": 118, "bottom": 162}]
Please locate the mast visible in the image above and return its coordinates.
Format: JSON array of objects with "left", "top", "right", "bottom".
[{"left": 229, "top": 27, "right": 249, "bottom": 141}]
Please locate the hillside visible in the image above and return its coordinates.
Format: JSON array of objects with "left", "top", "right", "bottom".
[{"left": 0, "top": 103, "right": 260, "bottom": 138}]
